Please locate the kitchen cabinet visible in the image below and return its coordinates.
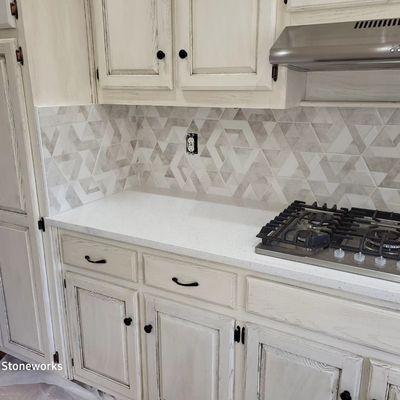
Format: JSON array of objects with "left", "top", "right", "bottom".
[
  {"left": 0, "top": 39, "right": 51, "bottom": 363},
  {"left": 244, "top": 324, "right": 363, "bottom": 400},
  {"left": 0, "top": 224, "right": 48, "bottom": 360},
  {"left": 92, "top": 0, "right": 173, "bottom": 90},
  {"left": 175, "top": 0, "right": 276, "bottom": 90},
  {"left": 144, "top": 295, "right": 235, "bottom": 400},
  {"left": 287, "top": 0, "right": 385, "bottom": 11},
  {"left": 368, "top": 361, "right": 400, "bottom": 400},
  {"left": 0, "top": 0, "right": 16, "bottom": 29},
  {"left": 65, "top": 273, "right": 141, "bottom": 400}
]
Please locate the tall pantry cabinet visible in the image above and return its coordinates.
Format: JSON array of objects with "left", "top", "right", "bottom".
[{"left": 0, "top": 37, "right": 51, "bottom": 362}]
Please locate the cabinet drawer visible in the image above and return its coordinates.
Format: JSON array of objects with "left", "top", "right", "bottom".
[
  {"left": 61, "top": 234, "right": 137, "bottom": 281},
  {"left": 246, "top": 277, "right": 400, "bottom": 354},
  {"left": 143, "top": 254, "right": 236, "bottom": 308}
]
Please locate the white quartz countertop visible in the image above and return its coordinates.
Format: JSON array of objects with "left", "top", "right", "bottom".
[{"left": 46, "top": 191, "right": 400, "bottom": 305}]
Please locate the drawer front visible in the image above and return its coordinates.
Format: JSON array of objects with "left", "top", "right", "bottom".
[
  {"left": 144, "top": 254, "right": 236, "bottom": 308},
  {"left": 61, "top": 234, "right": 137, "bottom": 281},
  {"left": 246, "top": 277, "right": 400, "bottom": 354}
]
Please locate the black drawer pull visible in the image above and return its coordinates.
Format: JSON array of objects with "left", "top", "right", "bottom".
[
  {"left": 85, "top": 255, "right": 107, "bottom": 264},
  {"left": 172, "top": 277, "right": 199, "bottom": 287}
]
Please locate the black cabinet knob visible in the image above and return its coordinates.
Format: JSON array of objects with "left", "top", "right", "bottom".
[
  {"left": 144, "top": 324, "right": 153, "bottom": 334},
  {"left": 123, "top": 317, "right": 132, "bottom": 326},
  {"left": 178, "top": 49, "right": 188, "bottom": 59},
  {"left": 340, "top": 391, "right": 352, "bottom": 400},
  {"left": 157, "top": 50, "right": 165, "bottom": 60}
]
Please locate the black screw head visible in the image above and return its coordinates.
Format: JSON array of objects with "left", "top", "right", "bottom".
[
  {"left": 157, "top": 50, "right": 165, "bottom": 60},
  {"left": 123, "top": 317, "right": 132, "bottom": 326},
  {"left": 178, "top": 49, "right": 188, "bottom": 59},
  {"left": 144, "top": 324, "right": 153, "bottom": 334}
]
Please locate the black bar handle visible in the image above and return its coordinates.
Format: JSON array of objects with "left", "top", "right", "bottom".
[
  {"left": 85, "top": 255, "right": 107, "bottom": 264},
  {"left": 172, "top": 277, "right": 199, "bottom": 287}
]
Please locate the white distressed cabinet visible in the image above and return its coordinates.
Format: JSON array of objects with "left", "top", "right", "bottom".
[
  {"left": 144, "top": 296, "right": 235, "bottom": 400},
  {"left": 175, "top": 0, "right": 276, "bottom": 90},
  {"left": 0, "top": 39, "right": 50, "bottom": 363},
  {"left": 0, "top": 0, "right": 16, "bottom": 29},
  {"left": 65, "top": 273, "right": 141, "bottom": 400},
  {"left": 244, "top": 325, "right": 363, "bottom": 400},
  {"left": 287, "top": 0, "right": 385, "bottom": 11},
  {"left": 369, "top": 362, "right": 400, "bottom": 400},
  {"left": 92, "top": 0, "right": 173, "bottom": 89}
]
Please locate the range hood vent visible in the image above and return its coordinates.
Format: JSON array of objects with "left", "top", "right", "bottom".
[{"left": 270, "top": 18, "right": 400, "bottom": 72}]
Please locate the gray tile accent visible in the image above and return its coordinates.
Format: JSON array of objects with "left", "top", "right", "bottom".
[{"left": 38, "top": 105, "right": 400, "bottom": 215}]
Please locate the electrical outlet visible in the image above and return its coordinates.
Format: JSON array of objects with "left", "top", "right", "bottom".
[{"left": 186, "top": 133, "right": 198, "bottom": 155}]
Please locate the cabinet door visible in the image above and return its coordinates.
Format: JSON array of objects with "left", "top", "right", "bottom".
[
  {"left": 368, "top": 362, "right": 400, "bottom": 400},
  {"left": 175, "top": 0, "right": 275, "bottom": 90},
  {"left": 0, "top": 0, "right": 16, "bottom": 29},
  {"left": 0, "top": 223, "right": 48, "bottom": 360},
  {"left": 244, "top": 324, "right": 363, "bottom": 400},
  {"left": 92, "top": 0, "right": 173, "bottom": 89},
  {"left": 287, "top": 0, "right": 385, "bottom": 11},
  {"left": 0, "top": 40, "right": 26, "bottom": 213},
  {"left": 144, "top": 295, "right": 235, "bottom": 400},
  {"left": 65, "top": 273, "right": 141, "bottom": 400}
]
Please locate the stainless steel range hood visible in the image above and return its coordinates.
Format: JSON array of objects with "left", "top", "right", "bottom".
[{"left": 270, "top": 18, "right": 400, "bottom": 72}]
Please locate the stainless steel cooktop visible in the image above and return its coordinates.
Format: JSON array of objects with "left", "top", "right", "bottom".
[{"left": 256, "top": 201, "right": 400, "bottom": 283}]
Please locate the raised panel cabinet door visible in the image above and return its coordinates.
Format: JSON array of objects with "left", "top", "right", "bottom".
[
  {"left": 368, "top": 361, "right": 400, "bottom": 400},
  {"left": 92, "top": 0, "right": 173, "bottom": 89},
  {"left": 65, "top": 273, "right": 141, "bottom": 400},
  {"left": 0, "top": 40, "right": 27, "bottom": 213},
  {"left": 244, "top": 324, "right": 363, "bottom": 400},
  {"left": 175, "top": 0, "right": 276, "bottom": 90},
  {"left": 0, "top": 223, "right": 47, "bottom": 360},
  {"left": 144, "top": 296, "right": 235, "bottom": 400},
  {"left": 287, "top": 0, "right": 385, "bottom": 11},
  {"left": 0, "top": 0, "right": 16, "bottom": 29}
]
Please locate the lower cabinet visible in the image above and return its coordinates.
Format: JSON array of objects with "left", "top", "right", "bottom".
[
  {"left": 144, "top": 295, "right": 235, "bottom": 400},
  {"left": 0, "top": 223, "right": 49, "bottom": 361},
  {"left": 369, "top": 361, "right": 400, "bottom": 400},
  {"left": 244, "top": 324, "right": 363, "bottom": 400},
  {"left": 65, "top": 273, "right": 141, "bottom": 400}
]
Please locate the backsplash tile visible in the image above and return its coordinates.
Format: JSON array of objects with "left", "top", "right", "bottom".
[{"left": 38, "top": 105, "right": 400, "bottom": 215}]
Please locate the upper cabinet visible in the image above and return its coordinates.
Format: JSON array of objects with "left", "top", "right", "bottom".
[
  {"left": 175, "top": 0, "right": 275, "bottom": 90},
  {"left": 92, "top": 0, "right": 173, "bottom": 89},
  {"left": 0, "top": 0, "right": 16, "bottom": 29},
  {"left": 287, "top": 0, "right": 388, "bottom": 11}
]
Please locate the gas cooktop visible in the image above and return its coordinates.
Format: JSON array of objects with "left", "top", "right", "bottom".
[{"left": 256, "top": 201, "right": 400, "bottom": 283}]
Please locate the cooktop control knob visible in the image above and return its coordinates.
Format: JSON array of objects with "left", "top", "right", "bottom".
[
  {"left": 334, "top": 248, "right": 345, "bottom": 260},
  {"left": 375, "top": 256, "right": 387, "bottom": 268},
  {"left": 354, "top": 252, "right": 365, "bottom": 264}
]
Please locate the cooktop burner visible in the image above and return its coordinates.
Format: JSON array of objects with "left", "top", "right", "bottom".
[{"left": 256, "top": 201, "right": 400, "bottom": 283}]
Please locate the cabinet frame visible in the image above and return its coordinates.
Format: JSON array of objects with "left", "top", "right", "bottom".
[{"left": 368, "top": 361, "right": 400, "bottom": 400}]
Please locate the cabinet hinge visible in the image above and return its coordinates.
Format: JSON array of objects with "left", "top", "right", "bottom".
[
  {"left": 272, "top": 64, "right": 278, "bottom": 82},
  {"left": 38, "top": 217, "right": 45, "bottom": 232},
  {"left": 63, "top": 278, "right": 66, "bottom": 289},
  {"left": 234, "top": 325, "right": 246, "bottom": 344},
  {"left": 15, "top": 46, "right": 23, "bottom": 65},
  {"left": 53, "top": 351, "right": 59, "bottom": 364},
  {"left": 71, "top": 358, "right": 74, "bottom": 367},
  {"left": 96, "top": 68, "right": 99, "bottom": 80},
  {"left": 10, "top": 0, "right": 18, "bottom": 19}
]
